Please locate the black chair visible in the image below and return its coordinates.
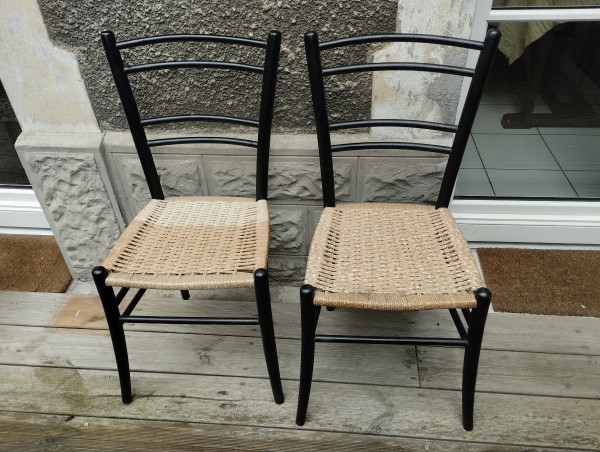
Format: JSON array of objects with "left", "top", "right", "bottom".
[
  {"left": 94, "top": 30, "right": 283, "bottom": 404},
  {"left": 297, "top": 29, "right": 501, "bottom": 429}
]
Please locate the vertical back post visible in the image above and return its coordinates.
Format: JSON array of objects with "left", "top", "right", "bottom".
[
  {"left": 305, "top": 32, "right": 336, "bottom": 208},
  {"left": 256, "top": 31, "right": 282, "bottom": 201},
  {"left": 436, "top": 28, "right": 501, "bottom": 208},
  {"left": 101, "top": 31, "right": 164, "bottom": 200}
]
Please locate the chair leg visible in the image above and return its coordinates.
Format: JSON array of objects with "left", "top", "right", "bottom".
[
  {"left": 180, "top": 290, "right": 190, "bottom": 300},
  {"left": 296, "top": 284, "right": 318, "bottom": 426},
  {"left": 92, "top": 266, "right": 132, "bottom": 404},
  {"left": 254, "top": 269, "right": 284, "bottom": 404},
  {"left": 462, "top": 287, "right": 492, "bottom": 431}
]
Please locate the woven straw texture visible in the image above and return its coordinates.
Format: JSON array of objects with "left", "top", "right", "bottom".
[
  {"left": 305, "top": 203, "right": 483, "bottom": 311},
  {"left": 103, "top": 197, "right": 269, "bottom": 290}
]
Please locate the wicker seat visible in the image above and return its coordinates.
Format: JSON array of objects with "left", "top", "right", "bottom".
[
  {"left": 103, "top": 197, "right": 269, "bottom": 290},
  {"left": 305, "top": 203, "right": 483, "bottom": 311}
]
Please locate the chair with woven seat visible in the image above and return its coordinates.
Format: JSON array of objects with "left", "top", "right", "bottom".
[
  {"left": 94, "top": 30, "right": 283, "bottom": 404},
  {"left": 297, "top": 29, "right": 501, "bottom": 429}
]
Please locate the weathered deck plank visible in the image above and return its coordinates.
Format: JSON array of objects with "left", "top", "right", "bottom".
[
  {"left": 418, "top": 347, "right": 600, "bottom": 399},
  {"left": 0, "top": 365, "right": 598, "bottom": 449},
  {"left": 1, "top": 291, "right": 599, "bottom": 355},
  {"left": 0, "top": 324, "right": 419, "bottom": 387},
  {"left": 0, "top": 410, "right": 567, "bottom": 451}
]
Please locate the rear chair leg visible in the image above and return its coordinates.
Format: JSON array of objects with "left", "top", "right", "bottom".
[
  {"left": 92, "top": 266, "right": 132, "bottom": 404},
  {"left": 296, "top": 284, "right": 318, "bottom": 426},
  {"left": 462, "top": 287, "right": 491, "bottom": 431},
  {"left": 254, "top": 269, "right": 284, "bottom": 404}
]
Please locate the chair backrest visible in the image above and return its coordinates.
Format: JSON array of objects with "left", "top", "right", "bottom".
[
  {"left": 101, "top": 30, "right": 282, "bottom": 201},
  {"left": 304, "top": 29, "right": 501, "bottom": 209}
]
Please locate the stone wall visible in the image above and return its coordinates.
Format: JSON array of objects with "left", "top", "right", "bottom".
[{"left": 3, "top": 0, "right": 483, "bottom": 285}]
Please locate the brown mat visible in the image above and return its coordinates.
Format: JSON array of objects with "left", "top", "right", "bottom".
[
  {"left": 477, "top": 248, "right": 600, "bottom": 317},
  {"left": 0, "top": 234, "right": 72, "bottom": 293}
]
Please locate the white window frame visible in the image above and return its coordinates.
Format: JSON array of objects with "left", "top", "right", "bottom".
[
  {"left": 450, "top": 1, "right": 600, "bottom": 247},
  {"left": 0, "top": 187, "right": 50, "bottom": 235}
]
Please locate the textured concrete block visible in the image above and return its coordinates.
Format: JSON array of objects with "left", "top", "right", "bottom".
[
  {"left": 24, "top": 151, "right": 121, "bottom": 279},
  {"left": 307, "top": 206, "right": 324, "bottom": 242},
  {"left": 269, "top": 256, "right": 307, "bottom": 286},
  {"left": 116, "top": 155, "right": 206, "bottom": 216},
  {"left": 359, "top": 158, "right": 446, "bottom": 203},
  {"left": 269, "top": 205, "right": 307, "bottom": 255},
  {"left": 205, "top": 156, "right": 356, "bottom": 202}
]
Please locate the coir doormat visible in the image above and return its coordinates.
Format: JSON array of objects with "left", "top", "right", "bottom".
[
  {"left": 0, "top": 234, "right": 72, "bottom": 293},
  {"left": 477, "top": 248, "right": 600, "bottom": 317}
]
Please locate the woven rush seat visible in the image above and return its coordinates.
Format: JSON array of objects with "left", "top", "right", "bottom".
[
  {"left": 305, "top": 203, "right": 484, "bottom": 311},
  {"left": 103, "top": 196, "right": 269, "bottom": 290}
]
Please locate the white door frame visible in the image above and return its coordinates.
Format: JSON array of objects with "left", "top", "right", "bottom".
[{"left": 451, "top": 1, "right": 600, "bottom": 246}]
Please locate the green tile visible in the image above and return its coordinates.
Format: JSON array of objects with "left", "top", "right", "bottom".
[
  {"left": 474, "top": 134, "right": 559, "bottom": 170},
  {"left": 487, "top": 169, "right": 577, "bottom": 198},
  {"left": 565, "top": 171, "right": 600, "bottom": 198},
  {"left": 455, "top": 169, "right": 494, "bottom": 197}
]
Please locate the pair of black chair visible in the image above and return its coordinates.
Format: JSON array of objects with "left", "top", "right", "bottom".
[{"left": 95, "top": 28, "right": 500, "bottom": 430}]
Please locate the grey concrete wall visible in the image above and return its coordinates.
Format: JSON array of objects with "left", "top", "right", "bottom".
[{"left": 38, "top": 0, "right": 398, "bottom": 133}]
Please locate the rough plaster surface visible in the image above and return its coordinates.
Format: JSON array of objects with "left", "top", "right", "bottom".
[
  {"left": 0, "top": 0, "right": 98, "bottom": 133},
  {"left": 372, "top": 0, "right": 478, "bottom": 141},
  {"left": 38, "top": 0, "right": 397, "bottom": 133},
  {"left": 22, "top": 149, "right": 121, "bottom": 279}
]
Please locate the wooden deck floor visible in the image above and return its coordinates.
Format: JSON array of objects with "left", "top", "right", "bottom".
[{"left": 0, "top": 290, "right": 599, "bottom": 450}]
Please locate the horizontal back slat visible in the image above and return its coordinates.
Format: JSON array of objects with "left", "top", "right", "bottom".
[
  {"left": 116, "top": 34, "right": 267, "bottom": 50},
  {"left": 319, "top": 33, "right": 484, "bottom": 51},
  {"left": 141, "top": 115, "right": 260, "bottom": 128},
  {"left": 124, "top": 61, "right": 264, "bottom": 74},
  {"left": 330, "top": 142, "right": 452, "bottom": 154},
  {"left": 147, "top": 137, "right": 258, "bottom": 148},
  {"left": 323, "top": 62, "right": 475, "bottom": 77},
  {"left": 330, "top": 119, "right": 458, "bottom": 133}
]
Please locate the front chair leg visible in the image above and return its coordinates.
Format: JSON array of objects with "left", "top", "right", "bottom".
[
  {"left": 254, "top": 269, "right": 284, "bottom": 404},
  {"left": 462, "top": 287, "right": 492, "bottom": 431},
  {"left": 296, "top": 284, "right": 318, "bottom": 426},
  {"left": 92, "top": 266, "right": 132, "bottom": 404},
  {"left": 180, "top": 290, "right": 190, "bottom": 300}
]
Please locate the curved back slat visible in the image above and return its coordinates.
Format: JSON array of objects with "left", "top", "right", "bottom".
[
  {"left": 116, "top": 34, "right": 267, "bottom": 50},
  {"left": 330, "top": 119, "right": 458, "bottom": 133},
  {"left": 331, "top": 142, "right": 452, "bottom": 154},
  {"left": 323, "top": 63, "right": 475, "bottom": 78},
  {"left": 147, "top": 137, "right": 258, "bottom": 148},
  {"left": 102, "top": 30, "right": 281, "bottom": 201},
  {"left": 124, "top": 61, "right": 264, "bottom": 75},
  {"left": 319, "top": 33, "right": 484, "bottom": 51},
  {"left": 140, "top": 114, "right": 259, "bottom": 128},
  {"left": 304, "top": 29, "right": 501, "bottom": 208}
]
